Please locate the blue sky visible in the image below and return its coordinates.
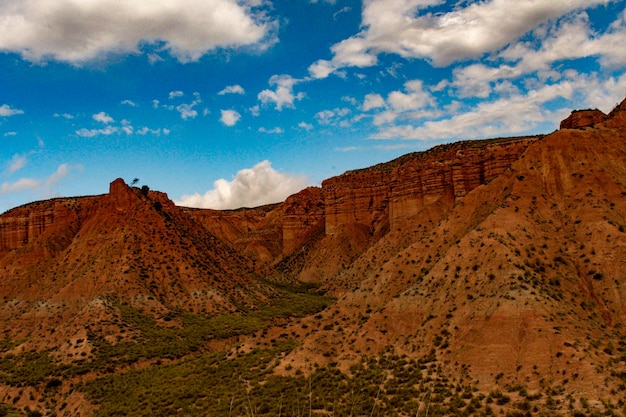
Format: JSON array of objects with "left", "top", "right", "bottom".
[{"left": 1, "top": 0, "right": 625, "bottom": 211}]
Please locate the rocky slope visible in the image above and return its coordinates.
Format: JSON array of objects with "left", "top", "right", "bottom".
[
  {"left": 274, "top": 97, "right": 626, "bottom": 406},
  {"left": 0, "top": 179, "right": 274, "bottom": 355},
  {"left": 1, "top": 97, "right": 626, "bottom": 415}
]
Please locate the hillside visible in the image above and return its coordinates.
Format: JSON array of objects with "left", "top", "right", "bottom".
[{"left": 0, "top": 98, "right": 625, "bottom": 416}]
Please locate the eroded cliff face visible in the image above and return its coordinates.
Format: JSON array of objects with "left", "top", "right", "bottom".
[
  {"left": 0, "top": 137, "right": 538, "bottom": 273},
  {"left": 560, "top": 108, "right": 607, "bottom": 129},
  {"left": 282, "top": 187, "right": 324, "bottom": 255},
  {"left": 0, "top": 198, "right": 98, "bottom": 258},
  {"left": 322, "top": 137, "right": 537, "bottom": 238}
]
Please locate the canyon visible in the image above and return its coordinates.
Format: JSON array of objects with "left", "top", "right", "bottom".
[{"left": 0, "top": 100, "right": 625, "bottom": 416}]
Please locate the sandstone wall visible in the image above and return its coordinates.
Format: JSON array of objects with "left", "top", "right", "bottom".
[
  {"left": 282, "top": 187, "right": 324, "bottom": 255},
  {"left": 322, "top": 138, "right": 536, "bottom": 235},
  {"left": 560, "top": 109, "right": 607, "bottom": 129}
]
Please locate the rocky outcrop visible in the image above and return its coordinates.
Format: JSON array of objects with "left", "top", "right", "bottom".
[
  {"left": 322, "top": 137, "right": 537, "bottom": 236},
  {"left": 560, "top": 109, "right": 607, "bottom": 129},
  {"left": 0, "top": 198, "right": 92, "bottom": 257},
  {"left": 282, "top": 187, "right": 324, "bottom": 255},
  {"left": 187, "top": 205, "right": 283, "bottom": 264}
]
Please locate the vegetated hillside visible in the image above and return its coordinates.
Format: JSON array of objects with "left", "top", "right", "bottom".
[
  {"left": 274, "top": 99, "right": 626, "bottom": 410},
  {"left": 0, "top": 179, "right": 277, "bottom": 354},
  {"left": 0, "top": 98, "right": 625, "bottom": 416}
]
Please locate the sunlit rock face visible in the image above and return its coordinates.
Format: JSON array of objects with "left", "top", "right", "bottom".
[{"left": 560, "top": 109, "right": 607, "bottom": 129}]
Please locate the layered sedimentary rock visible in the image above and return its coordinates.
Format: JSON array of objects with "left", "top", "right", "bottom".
[
  {"left": 0, "top": 137, "right": 539, "bottom": 267},
  {"left": 282, "top": 187, "right": 324, "bottom": 255},
  {"left": 322, "top": 170, "right": 390, "bottom": 237},
  {"left": 0, "top": 198, "right": 92, "bottom": 257},
  {"left": 322, "top": 137, "right": 537, "bottom": 235},
  {"left": 560, "top": 108, "right": 607, "bottom": 129}
]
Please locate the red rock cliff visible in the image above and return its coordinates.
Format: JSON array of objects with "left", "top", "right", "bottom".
[
  {"left": 560, "top": 109, "right": 607, "bottom": 129},
  {"left": 0, "top": 198, "right": 97, "bottom": 257},
  {"left": 321, "top": 137, "right": 537, "bottom": 237}
]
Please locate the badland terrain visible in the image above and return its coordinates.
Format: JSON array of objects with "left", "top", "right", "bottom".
[{"left": 0, "top": 97, "right": 626, "bottom": 416}]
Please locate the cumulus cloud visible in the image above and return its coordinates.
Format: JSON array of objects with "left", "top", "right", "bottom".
[
  {"left": 0, "top": 0, "right": 274, "bottom": 64},
  {"left": 175, "top": 160, "right": 308, "bottom": 209},
  {"left": 177, "top": 104, "right": 198, "bottom": 120},
  {"left": 448, "top": 11, "right": 626, "bottom": 99},
  {"left": 220, "top": 109, "right": 241, "bottom": 126},
  {"left": 367, "top": 76, "right": 626, "bottom": 141},
  {"left": 169, "top": 91, "right": 185, "bottom": 99},
  {"left": 93, "top": 111, "right": 114, "bottom": 124},
  {"left": 298, "top": 121, "right": 314, "bottom": 131},
  {"left": 168, "top": 92, "right": 202, "bottom": 120},
  {"left": 362, "top": 93, "right": 385, "bottom": 111},
  {"left": 309, "top": 0, "right": 610, "bottom": 78},
  {"left": 0, "top": 104, "right": 24, "bottom": 117},
  {"left": 218, "top": 85, "right": 246, "bottom": 95},
  {"left": 258, "top": 75, "right": 305, "bottom": 110}
]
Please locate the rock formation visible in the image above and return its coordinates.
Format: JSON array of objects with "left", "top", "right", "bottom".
[
  {"left": 559, "top": 108, "right": 607, "bottom": 129},
  {"left": 1, "top": 96, "right": 626, "bottom": 417}
]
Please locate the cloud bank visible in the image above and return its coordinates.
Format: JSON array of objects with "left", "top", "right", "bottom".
[
  {"left": 0, "top": 0, "right": 274, "bottom": 64},
  {"left": 175, "top": 160, "right": 308, "bottom": 209},
  {"left": 309, "top": 0, "right": 611, "bottom": 78}
]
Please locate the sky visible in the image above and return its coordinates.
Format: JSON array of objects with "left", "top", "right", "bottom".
[{"left": 1, "top": 0, "right": 626, "bottom": 212}]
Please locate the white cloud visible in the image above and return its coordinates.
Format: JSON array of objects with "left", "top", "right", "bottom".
[
  {"left": 218, "top": 85, "right": 245, "bottom": 95},
  {"left": 171, "top": 92, "right": 202, "bottom": 120},
  {"left": 371, "top": 81, "right": 583, "bottom": 140},
  {"left": 93, "top": 111, "right": 114, "bottom": 124},
  {"left": 169, "top": 91, "right": 185, "bottom": 99},
  {"left": 137, "top": 127, "right": 166, "bottom": 136},
  {"left": 177, "top": 104, "right": 198, "bottom": 120},
  {"left": 258, "top": 126, "right": 284, "bottom": 134},
  {"left": 0, "top": 0, "right": 274, "bottom": 64},
  {"left": 315, "top": 107, "right": 351, "bottom": 125},
  {"left": 76, "top": 126, "right": 119, "bottom": 137},
  {"left": 121, "top": 99, "right": 137, "bottom": 107},
  {"left": 387, "top": 80, "right": 432, "bottom": 112},
  {"left": 309, "top": 0, "right": 610, "bottom": 78},
  {"left": 175, "top": 160, "right": 309, "bottom": 209},
  {"left": 7, "top": 154, "right": 27, "bottom": 173},
  {"left": 448, "top": 11, "right": 626, "bottom": 99},
  {"left": 54, "top": 112, "right": 74, "bottom": 119},
  {"left": 309, "top": 36, "right": 376, "bottom": 79},
  {"left": 1, "top": 163, "right": 76, "bottom": 196},
  {"left": 258, "top": 75, "right": 304, "bottom": 111},
  {"left": 362, "top": 93, "right": 385, "bottom": 111},
  {"left": 1, "top": 178, "right": 40, "bottom": 194},
  {"left": 220, "top": 109, "right": 241, "bottom": 126},
  {"left": 0, "top": 104, "right": 24, "bottom": 117},
  {"left": 4, "top": 131, "right": 17, "bottom": 137},
  {"left": 298, "top": 121, "right": 314, "bottom": 131}
]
